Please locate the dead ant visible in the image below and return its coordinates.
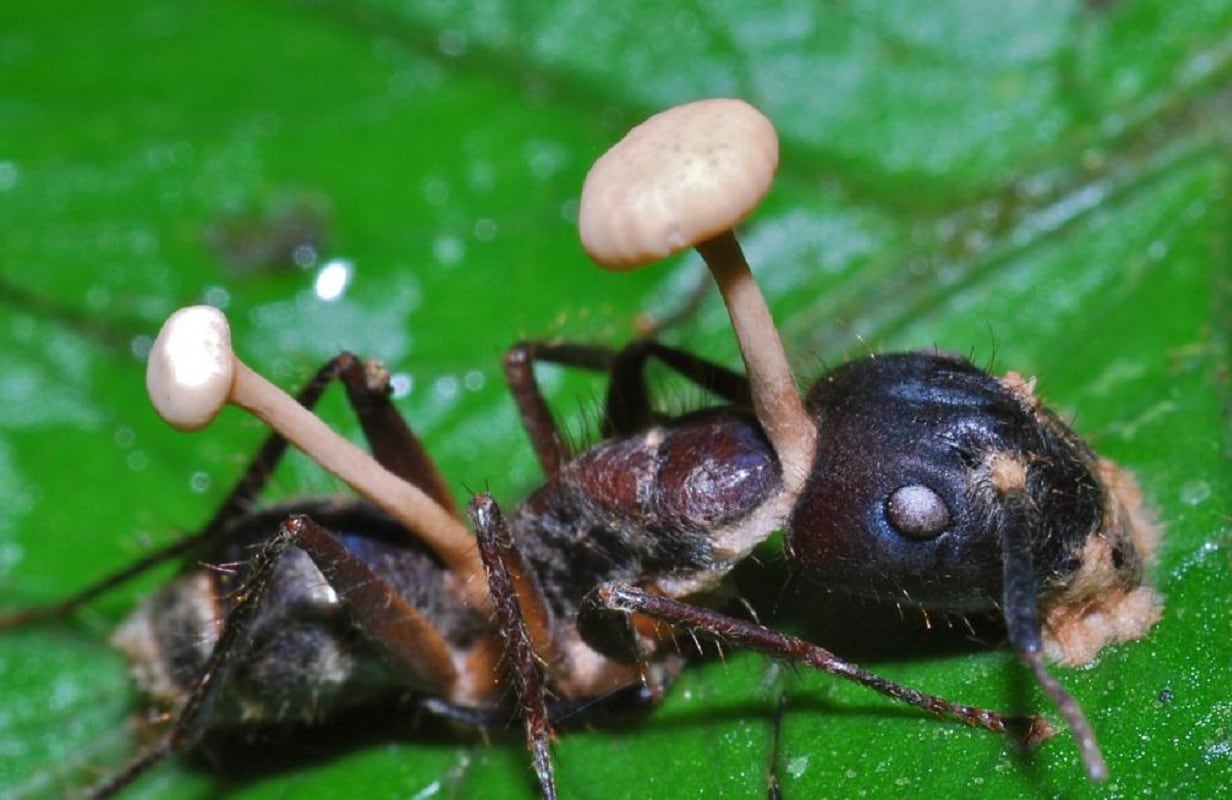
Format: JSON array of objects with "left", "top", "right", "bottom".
[{"left": 0, "top": 99, "right": 1162, "bottom": 798}]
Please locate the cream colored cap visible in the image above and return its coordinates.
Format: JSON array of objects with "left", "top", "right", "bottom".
[
  {"left": 579, "top": 98, "right": 778, "bottom": 270},
  {"left": 146, "top": 305, "right": 236, "bottom": 431}
]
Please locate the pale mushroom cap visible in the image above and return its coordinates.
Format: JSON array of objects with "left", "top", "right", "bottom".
[
  {"left": 146, "top": 305, "right": 237, "bottom": 431},
  {"left": 578, "top": 98, "right": 779, "bottom": 270}
]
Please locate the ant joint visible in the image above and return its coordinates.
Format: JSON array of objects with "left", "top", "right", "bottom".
[{"left": 363, "top": 359, "right": 392, "bottom": 394}]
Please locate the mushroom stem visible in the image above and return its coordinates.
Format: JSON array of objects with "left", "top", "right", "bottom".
[
  {"left": 695, "top": 231, "right": 816, "bottom": 488},
  {"left": 148, "top": 306, "right": 486, "bottom": 605},
  {"left": 228, "top": 361, "right": 484, "bottom": 593}
]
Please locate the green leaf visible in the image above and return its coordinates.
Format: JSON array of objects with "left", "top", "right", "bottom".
[{"left": 2, "top": 1, "right": 1230, "bottom": 798}]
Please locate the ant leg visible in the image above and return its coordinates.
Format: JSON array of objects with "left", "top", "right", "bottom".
[
  {"left": 88, "top": 513, "right": 461, "bottom": 799},
  {"left": 0, "top": 352, "right": 452, "bottom": 628},
  {"left": 600, "top": 340, "right": 751, "bottom": 435},
  {"left": 504, "top": 340, "right": 750, "bottom": 476},
  {"left": 504, "top": 341, "right": 615, "bottom": 477},
  {"left": 331, "top": 353, "right": 457, "bottom": 515},
  {"left": 469, "top": 493, "right": 557, "bottom": 800},
  {"left": 584, "top": 582, "right": 1051, "bottom": 747}
]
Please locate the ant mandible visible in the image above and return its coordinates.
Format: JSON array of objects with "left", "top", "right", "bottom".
[{"left": 0, "top": 99, "right": 1162, "bottom": 798}]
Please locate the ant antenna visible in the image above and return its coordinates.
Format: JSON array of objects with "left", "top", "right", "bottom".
[{"left": 992, "top": 452, "right": 1108, "bottom": 780}]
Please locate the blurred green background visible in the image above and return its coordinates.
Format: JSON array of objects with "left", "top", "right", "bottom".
[{"left": 0, "top": 1, "right": 1229, "bottom": 798}]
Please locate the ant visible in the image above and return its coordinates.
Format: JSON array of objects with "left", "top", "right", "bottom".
[{"left": 0, "top": 99, "right": 1162, "bottom": 798}]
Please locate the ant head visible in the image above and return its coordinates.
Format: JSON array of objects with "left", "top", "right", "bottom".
[{"left": 786, "top": 351, "right": 1105, "bottom": 612}]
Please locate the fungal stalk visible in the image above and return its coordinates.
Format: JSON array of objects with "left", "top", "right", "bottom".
[
  {"left": 578, "top": 98, "right": 816, "bottom": 492},
  {"left": 146, "top": 305, "right": 486, "bottom": 600}
]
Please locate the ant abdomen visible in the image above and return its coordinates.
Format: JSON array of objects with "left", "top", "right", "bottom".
[{"left": 789, "top": 351, "right": 1115, "bottom": 614}]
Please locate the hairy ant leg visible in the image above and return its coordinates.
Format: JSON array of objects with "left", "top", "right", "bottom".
[
  {"left": 468, "top": 481, "right": 725, "bottom": 799},
  {"left": 504, "top": 341, "right": 615, "bottom": 476},
  {"left": 90, "top": 513, "right": 463, "bottom": 800},
  {"left": 504, "top": 339, "right": 751, "bottom": 475},
  {"left": 470, "top": 494, "right": 557, "bottom": 800},
  {"left": 583, "top": 582, "right": 1050, "bottom": 748}
]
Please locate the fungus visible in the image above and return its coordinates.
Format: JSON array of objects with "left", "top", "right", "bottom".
[
  {"left": 146, "top": 305, "right": 484, "bottom": 594},
  {"left": 578, "top": 98, "right": 816, "bottom": 492}
]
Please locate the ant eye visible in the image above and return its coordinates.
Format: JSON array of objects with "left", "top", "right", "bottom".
[{"left": 885, "top": 484, "right": 950, "bottom": 540}]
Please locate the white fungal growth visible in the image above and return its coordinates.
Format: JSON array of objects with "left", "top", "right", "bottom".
[{"left": 146, "top": 305, "right": 236, "bottom": 432}]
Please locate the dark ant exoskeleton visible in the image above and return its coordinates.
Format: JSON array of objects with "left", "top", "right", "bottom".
[{"left": 0, "top": 99, "right": 1162, "bottom": 799}]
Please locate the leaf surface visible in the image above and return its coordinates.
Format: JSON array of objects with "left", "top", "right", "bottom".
[{"left": 1, "top": 1, "right": 1229, "bottom": 798}]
